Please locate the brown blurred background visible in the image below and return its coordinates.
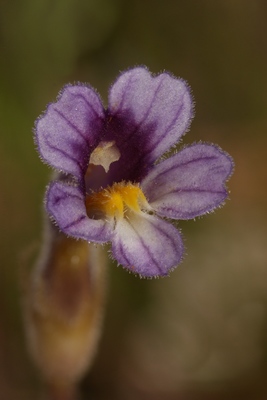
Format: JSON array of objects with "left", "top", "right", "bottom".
[{"left": 1, "top": 0, "right": 267, "bottom": 399}]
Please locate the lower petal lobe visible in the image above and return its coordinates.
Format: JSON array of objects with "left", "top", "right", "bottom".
[
  {"left": 46, "top": 181, "right": 112, "bottom": 243},
  {"left": 111, "top": 212, "right": 184, "bottom": 277}
]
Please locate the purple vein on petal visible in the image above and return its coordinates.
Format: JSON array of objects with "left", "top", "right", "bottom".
[
  {"left": 51, "top": 191, "right": 83, "bottom": 206},
  {"left": 95, "top": 224, "right": 108, "bottom": 240},
  {"left": 117, "top": 240, "right": 132, "bottom": 266},
  {"left": 151, "top": 155, "right": 218, "bottom": 182},
  {"left": 168, "top": 188, "right": 226, "bottom": 197},
  {"left": 145, "top": 90, "right": 187, "bottom": 155},
  {"left": 69, "top": 92, "right": 104, "bottom": 119},
  {"left": 43, "top": 139, "right": 84, "bottom": 171},
  {"left": 63, "top": 215, "right": 87, "bottom": 230},
  {"left": 54, "top": 108, "right": 90, "bottom": 144},
  {"left": 148, "top": 216, "right": 183, "bottom": 261},
  {"left": 125, "top": 217, "right": 166, "bottom": 275},
  {"left": 128, "top": 76, "right": 165, "bottom": 136},
  {"left": 111, "top": 71, "right": 136, "bottom": 115}
]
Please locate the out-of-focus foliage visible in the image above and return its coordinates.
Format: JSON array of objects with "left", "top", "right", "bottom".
[
  {"left": 0, "top": 0, "right": 119, "bottom": 106},
  {"left": 1, "top": 0, "right": 267, "bottom": 399}
]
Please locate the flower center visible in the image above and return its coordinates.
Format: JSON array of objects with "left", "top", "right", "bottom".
[
  {"left": 85, "top": 182, "right": 151, "bottom": 220},
  {"left": 85, "top": 140, "right": 121, "bottom": 192}
]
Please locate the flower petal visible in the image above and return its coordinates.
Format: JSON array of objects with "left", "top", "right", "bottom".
[
  {"left": 107, "top": 67, "right": 193, "bottom": 180},
  {"left": 46, "top": 181, "right": 112, "bottom": 243},
  {"left": 111, "top": 212, "right": 184, "bottom": 277},
  {"left": 35, "top": 84, "right": 105, "bottom": 180},
  {"left": 141, "top": 143, "right": 234, "bottom": 219}
]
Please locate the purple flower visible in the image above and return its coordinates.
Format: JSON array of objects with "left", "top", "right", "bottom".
[{"left": 35, "top": 67, "right": 233, "bottom": 278}]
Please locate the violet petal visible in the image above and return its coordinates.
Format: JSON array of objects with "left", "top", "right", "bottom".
[
  {"left": 111, "top": 211, "right": 184, "bottom": 277},
  {"left": 46, "top": 181, "right": 112, "bottom": 243},
  {"left": 141, "top": 143, "right": 234, "bottom": 220},
  {"left": 35, "top": 84, "right": 105, "bottom": 181},
  {"left": 108, "top": 67, "right": 193, "bottom": 169}
]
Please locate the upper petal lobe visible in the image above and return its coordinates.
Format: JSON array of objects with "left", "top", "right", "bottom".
[
  {"left": 35, "top": 84, "right": 105, "bottom": 180},
  {"left": 141, "top": 143, "right": 234, "bottom": 219},
  {"left": 107, "top": 67, "right": 193, "bottom": 178}
]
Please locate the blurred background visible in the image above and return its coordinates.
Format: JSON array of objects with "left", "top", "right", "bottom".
[{"left": 1, "top": 0, "right": 267, "bottom": 399}]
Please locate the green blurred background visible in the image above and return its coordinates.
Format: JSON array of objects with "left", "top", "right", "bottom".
[{"left": 1, "top": 0, "right": 267, "bottom": 399}]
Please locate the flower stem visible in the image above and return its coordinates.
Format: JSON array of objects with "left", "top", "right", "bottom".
[{"left": 46, "top": 382, "right": 79, "bottom": 400}]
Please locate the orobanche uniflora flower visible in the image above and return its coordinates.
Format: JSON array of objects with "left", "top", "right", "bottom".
[{"left": 35, "top": 67, "right": 234, "bottom": 278}]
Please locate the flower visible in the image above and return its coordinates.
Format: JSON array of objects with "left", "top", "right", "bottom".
[{"left": 35, "top": 67, "right": 233, "bottom": 278}]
